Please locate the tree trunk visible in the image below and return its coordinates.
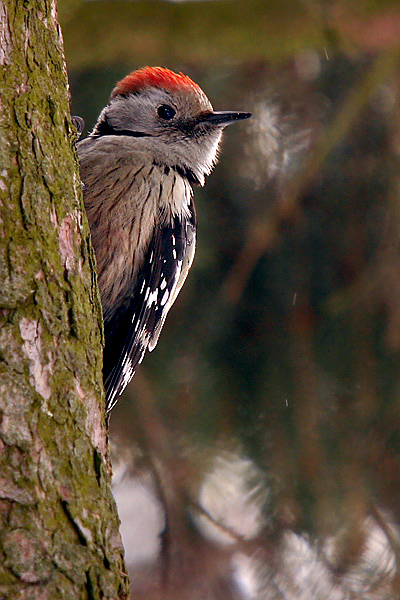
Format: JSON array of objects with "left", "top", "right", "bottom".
[{"left": 0, "top": 1, "right": 129, "bottom": 598}]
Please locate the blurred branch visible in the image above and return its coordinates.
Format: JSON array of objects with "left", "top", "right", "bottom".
[
  {"left": 284, "top": 49, "right": 400, "bottom": 207},
  {"left": 61, "top": 0, "right": 324, "bottom": 68},
  {"left": 222, "top": 48, "right": 400, "bottom": 305},
  {"left": 62, "top": 1, "right": 400, "bottom": 70}
]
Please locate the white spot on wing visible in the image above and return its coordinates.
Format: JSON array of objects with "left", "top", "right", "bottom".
[
  {"left": 161, "top": 289, "right": 169, "bottom": 306},
  {"left": 147, "top": 290, "right": 158, "bottom": 306},
  {"left": 121, "top": 355, "right": 135, "bottom": 390}
]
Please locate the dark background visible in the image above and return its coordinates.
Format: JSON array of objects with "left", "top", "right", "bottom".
[{"left": 62, "top": 2, "right": 400, "bottom": 598}]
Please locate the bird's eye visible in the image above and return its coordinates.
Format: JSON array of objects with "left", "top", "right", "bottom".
[{"left": 157, "top": 104, "right": 176, "bottom": 120}]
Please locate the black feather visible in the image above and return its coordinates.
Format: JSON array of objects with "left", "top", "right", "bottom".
[{"left": 104, "top": 203, "right": 196, "bottom": 410}]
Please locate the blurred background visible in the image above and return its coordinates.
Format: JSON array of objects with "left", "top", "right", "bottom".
[{"left": 61, "top": 1, "right": 400, "bottom": 598}]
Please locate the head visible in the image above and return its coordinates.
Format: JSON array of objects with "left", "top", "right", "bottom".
[{"left": 92, "top": 66, "right": 251, "bottom": 185}]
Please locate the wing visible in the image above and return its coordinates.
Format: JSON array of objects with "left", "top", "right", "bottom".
[{"left": 104, "top": 201, "right": 196, "bottom": 410}]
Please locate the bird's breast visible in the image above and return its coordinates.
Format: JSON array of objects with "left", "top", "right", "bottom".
[{"left": 90, "top": 161, "right": 193, "bottom": 323}]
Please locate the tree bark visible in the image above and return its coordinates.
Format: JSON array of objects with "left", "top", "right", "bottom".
[{"left": 0, "top": 1, "right": 128, "bottom": 598}]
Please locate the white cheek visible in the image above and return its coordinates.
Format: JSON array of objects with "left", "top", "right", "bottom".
[{"left": 202, "top": 132, "right": 222, "bottom": 175}]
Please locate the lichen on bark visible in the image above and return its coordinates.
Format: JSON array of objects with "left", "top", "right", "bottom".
[{"left": 0, "top": 1, "right": 129, "bottom": 598}]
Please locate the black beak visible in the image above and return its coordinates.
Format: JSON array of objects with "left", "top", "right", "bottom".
[{"left": 200, "top": 111, "right": 252, "bottom": 127}]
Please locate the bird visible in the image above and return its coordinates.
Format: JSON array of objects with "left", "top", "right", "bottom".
[{"left": 77, "top": 66, "right": 251, "bottom": 410}]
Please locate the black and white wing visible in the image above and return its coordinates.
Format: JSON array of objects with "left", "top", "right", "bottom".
[{"left": 104, "top": 202, "right": 196, "bottom": 410}]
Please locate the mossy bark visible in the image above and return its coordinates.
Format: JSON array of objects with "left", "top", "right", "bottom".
[{"left": 0, "top": 1, "right": 129, "bottom": 598}]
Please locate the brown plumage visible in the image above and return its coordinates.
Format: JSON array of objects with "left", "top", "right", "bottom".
[{"left": 78, "top": 67, "right": 251, "bottom": 409}]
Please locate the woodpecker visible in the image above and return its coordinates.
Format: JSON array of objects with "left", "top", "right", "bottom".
[{"left": 77, "top": 66, "right": 251, "bottom": 410}]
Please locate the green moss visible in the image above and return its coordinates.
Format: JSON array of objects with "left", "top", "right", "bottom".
[{"left": 0, "top": 1, "right": 128, "bottom": 597}]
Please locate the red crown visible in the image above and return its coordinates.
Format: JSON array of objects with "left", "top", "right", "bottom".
[{"left": 112, "top": 66, "right": 201, "bottom": 97}]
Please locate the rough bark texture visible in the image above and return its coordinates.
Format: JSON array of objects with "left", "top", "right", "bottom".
[{"left": 0, "top": 1, "right": 129, "bottom": 598}]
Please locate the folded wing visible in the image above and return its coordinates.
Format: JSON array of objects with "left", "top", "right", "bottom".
[{"left": 104, "top": 202, "right": 196, "bottom": 410}]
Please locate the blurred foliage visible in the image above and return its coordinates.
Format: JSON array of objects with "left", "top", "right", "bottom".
[
  {"left": 61, "top": 0, "right": 400, "bottom": 69},
  {"left": 62, "top": 0, "right": 324, "bottom": 67},
  {"left": 62, "top": 1, "right": 400, "bottom": 598}
]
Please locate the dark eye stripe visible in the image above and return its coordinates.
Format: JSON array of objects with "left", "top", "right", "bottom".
[{"left": 94, "top": 115, "right": 150, "bottom": 137}]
